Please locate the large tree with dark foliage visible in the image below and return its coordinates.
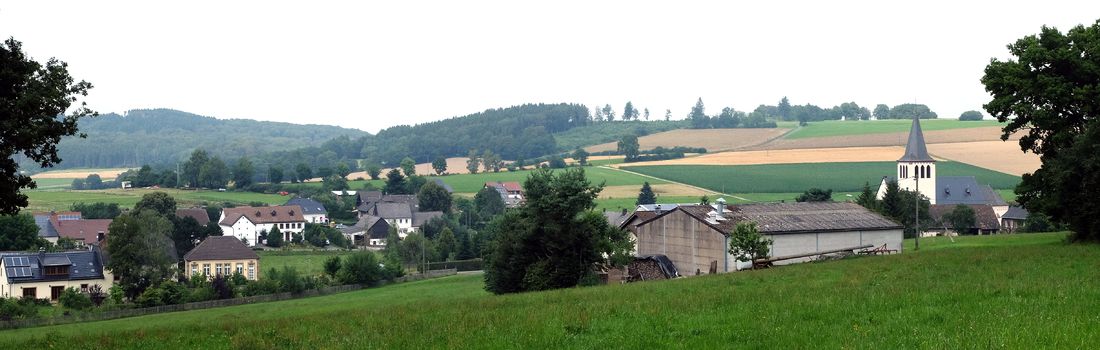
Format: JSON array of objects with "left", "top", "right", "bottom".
[
  {"left": 617, "top": 134, "right": 640, "bottom": 161},
  {"left": 1, "top": 38, "right": 96, "bottom": 214},
  {"left": 982, "top": 20, "right": 1100, "bottom": 241},
  {"left": 636, "top": 182, "right": 657, "bottom": 206},
  {"left": 232, "top": 157, "right": 255, "bottom": 188},
  {"left": 106, "top": 210, "right": 176, "bottom": 299},
  {"left": 418, "top": 180, "right": 453, "bottom": 213},
  {"left": 484, "top": 168, "right": 633, "bottom": 294},
  {"left": 796, "top": 188, "right": 833, "bottom": 202},
  {"left": 687, "top": 98, "right": 709, "bottom": 129},
  {"left": 0, "top": 214, "right": 45, "bottom": 251}
]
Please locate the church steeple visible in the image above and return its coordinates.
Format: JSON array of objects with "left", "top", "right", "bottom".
[{"left": 898, "top": 115, "right": 934, "bottom": 162}]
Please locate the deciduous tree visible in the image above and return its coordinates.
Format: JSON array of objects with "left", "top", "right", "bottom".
[
  {"left": 400, "top": 157, "right": 416, "bottom": 177},
  {"left": 728, "top": 222, "right": 772, "bottom": 268},
  {"left": 0, "top": 38, "right": 96, "bottom": 214},
  {"left": 0, "top": 214, "right": 45, "bottom": 251},
  {"left": 958, "top": 110, "right": 984, "bottom": 121},
  {"left": 432, "top": 156, "right": 448, "bottom": 175},
  {"left": 572, "top": 148, "right": 590, "bottom": 166},
  {"left": 418, "top": 180, "right": 453, "bottom": 213},
  {"left": 617, "top": 134, "right": 640, "bottom": 161},
  {"left": 944, "top": 204, "right": 977, "bottom": 234},
  {"left": 232, "top": 157, "right": 255, "bottom": 189},
  {"left": 796, "top": 188, "right": 833, "bottom": 202},
  {"left": 105, "top": 210, "right": 176, "bottom": 299}
]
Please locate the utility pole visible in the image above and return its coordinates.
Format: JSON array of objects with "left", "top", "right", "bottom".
[{"left": 914, "top": 172, "right": 920, "bottom": 251}]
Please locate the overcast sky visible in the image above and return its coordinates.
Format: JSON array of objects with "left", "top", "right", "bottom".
[{"left": 2, "top": 1, "right": 1097, "bottom": 133}]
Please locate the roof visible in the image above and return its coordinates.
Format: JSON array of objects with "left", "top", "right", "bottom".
[
  {"left": 485, "top": 181, "right": 522, "bottom": 193},
  {"left": 33, "top": 213, "right": 60, "bottom": 238},
  {"left": 285, "top": 197, "right": 327, "bottom": 215},
  {"left": 374, "top": 202, "right": 413, "bottom": 219},
  {"left": 413, "top": 211, "right": 444, "bottom": 227},
  {"left": 176, "top": 208, "right": 211, "bottom": 226},
  {"left": 898, "top": 115, "right": 935, "bottom": 162},
  {"left": 184, "top": 236, "right": 260, "bottom": 261},
  {"left": 219, "top": 205, "right": 305, "bottom": 226},
  {"left": 332, "top": 190, "right": 357, "bottom": 196},
  {"left": 53, "top": 219, "right": 112, "bottom": 243},
  {"left": 356, "top": 194, "right": 417, "bottom": 212},
  {"left": 929, "top": 204, "right": 1001, "bottom": 231},
  {"left": 1002, "top": 206, "right": 1029, "bottom": 220},
  {"left": 2, "top": 249, "right": 107, "bottom": 284},
  {"left": 935, "top": 177, "right": 1007, "bottom": 206},
  {"left": 639, "top": 202, "right": 902, "bottom": 235},
  {"left": 636, "top": 204, "right": 680, "bottom": 212}
]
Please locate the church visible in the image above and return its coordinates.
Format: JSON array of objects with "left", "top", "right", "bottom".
[{"left": 876, "top": 116, "right": 1011, "bottom": 235}]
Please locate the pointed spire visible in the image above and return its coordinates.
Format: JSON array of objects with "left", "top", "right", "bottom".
[{"left": 898, "top": 114, "right": 934, "bottom": 162}]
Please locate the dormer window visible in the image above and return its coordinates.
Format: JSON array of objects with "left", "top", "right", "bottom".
[
  {"left": 271, "top": 210, "right": 277, "bottom": 217},
  {"left": 45, "top": 265, "right": 69, "bottom": 276}
]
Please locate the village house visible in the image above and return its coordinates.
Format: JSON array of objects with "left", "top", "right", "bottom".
[
  {"left": 876, "top": 115, "right": 1021, "bottom": 235},
  {"left": 219, "top": 205, "right": 306, "bottom": 247},
  {"left": 285, "top": 197, "right": 329, "bottom": 224},
  {"left": 484, "top": 181, "right": 524, "bottom": 208},
  {"left": 183, "top": 236, "right": 261, "bottom": 280},
  {"left": 0, "top": 247, "right": 114, "bottom": 301},
  {"left": 999, "top": 206, "right": 1030, "bottom": 233},
  {"left": 33, "top": 211, "right": 111, "bottom": 246},
  {"left": 340, "top": 215, "right": 392, "bottom": 246},
  {"left": 623, "top": 200, "right": 903, "bottom": 275},
  {"left": 176, "top": 207, "right": 211, "bottom": 226},
  {"left": 356, "top": 192, "right": 443, "bottom": 238}
]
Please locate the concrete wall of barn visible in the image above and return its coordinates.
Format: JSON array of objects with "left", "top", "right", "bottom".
[
  {"left": 635, "top": 210, "right": 904, "bottom": 273},
  {"left": 634, "top": 210, "right": 729, "bottom": 276}
]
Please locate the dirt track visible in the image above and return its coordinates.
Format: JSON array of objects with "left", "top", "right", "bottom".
[{"left": 584, "top": 128, "right": 791, "bottom": 153}]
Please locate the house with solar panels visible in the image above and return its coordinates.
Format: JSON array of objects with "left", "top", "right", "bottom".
[
  {"left": 1, "top": 247, "right": 113, "bottom": 302},
  {"left": 876, "top": 115, "right": 1023, "bottom": 235}
]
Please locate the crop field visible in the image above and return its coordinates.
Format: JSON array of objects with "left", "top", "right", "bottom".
[
  {"left": 622, "top": 161, "right": 1021, "bottom": 194},
  {"left": 258, "top": 250, "right": 356, "bottom": 277},
  {"left": 784, "top": 119, "right": 1004, "bottom": 139},
  {"left": 584, "top": 128, "right": 791, "bottom": 153},
  {"left": 29, "top": 167, "right": 131, "bottom": 179},
  {"left": 618, "top": 146, "right": 907, "bottom": 167},
  {"left": 25, "top": 188, "right": 289, "bottom": 212},
  {"left": 2, "top": 233, "right": 1094, "bottom": 348},
  {"left": 750, "top": 126, "right": 1015, "bottom": 151},
  {"left": 927, "top": 141, "right": 1040, "bottom": 176}
]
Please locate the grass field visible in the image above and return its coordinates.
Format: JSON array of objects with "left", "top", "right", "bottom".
[
  {"left": 2, "top": 233, "right": 1095, "bottom": 348},
  {"left": 25, "top": 188, "right": 290, "bottom": 212},
  {"left": 257, "top": 250, "right": 356, "bottom": 276},
  {"left": 28, "top": 178, "right": 76, "bottom": 190},
  {"left": 623, "top": 161, "right": 1021, "bottom": 194},
  {"left": 785, "top": 119, "right": 1004, "bottom": 139}
]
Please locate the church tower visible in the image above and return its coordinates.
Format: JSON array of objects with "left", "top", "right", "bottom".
[{"left": 897, "top": 115, "right": 937, "bottom": 204}]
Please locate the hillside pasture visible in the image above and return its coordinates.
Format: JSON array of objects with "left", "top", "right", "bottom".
[
  {"left": 622, "top": 161, "right": 1021, "bottom": 194},
  {"left": 28, "top": 178, "right": 75, "bottom": 191},
  {"left": 2, "top": 233, "right": 1095, "bottom": 349},
  {"left": 784, "top": 119, "right": 1004, "bottom": 139},
  {"left": 25, "top": 188, "right": 289, "bottom": 212},
  {"left": 584, "top": 128, "right": 791, "bottom": 153}
]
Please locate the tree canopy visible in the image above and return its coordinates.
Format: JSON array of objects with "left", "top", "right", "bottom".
[
  {"left": 636, "top": 182, "right": 657, "bottom": 206},
  {"left": 1, "top": 38, "right": 96, "bottom": 214},
  {"left": 0, "top": 214, "right": 45, "bottom": 251},
  {"left": 795, "top": 188, "right": 833, "bottom": 202},
  {"left": 982, "top": 20, "right": 1100, "bottom": 241}
]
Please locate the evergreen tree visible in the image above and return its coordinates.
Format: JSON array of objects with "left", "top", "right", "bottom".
[
  {"left": 688, "top": 98, "right": 709, "bottom": 129},
  {"left": 856, "top": 182, "right": 878, "bottom": 210},
  {"left": 777, "top": 97, "right": 792, "bottom": 121},
  {"left": 266, "top": 227, "right": 284, "bottom": 247},
  {"left": 384, "top": 169, "right": 407, "bottom": 194},
  {"left": 636, "top": 182, "right": 657, "bottom": 206}
]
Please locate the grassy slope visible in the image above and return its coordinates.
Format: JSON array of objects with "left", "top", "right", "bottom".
[
  {"left": 623, "top": 161, "right": 1020, "bottom": 193},
  {"left": 25, "top": 188, "right": 289, "bottom": 212},
  {"left": 3, "top": 233, "right": 1095, "bottom": 348},
  {"left": 257, "top": 250, "right": 356, "bottom": 277},
  {"left": 785, "top": 119, "right": 1004, "bottom": 139}
]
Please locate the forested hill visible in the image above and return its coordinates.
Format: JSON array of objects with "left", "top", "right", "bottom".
[
  {"left": 365, "top": 103, "right": 590, "bottom": 163},
  {"left": 31, "top": 109, "right": 369, "bottom": 171}
]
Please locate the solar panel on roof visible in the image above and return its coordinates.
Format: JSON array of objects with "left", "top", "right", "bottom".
[
  {"left": 6, "top": 267, "right": 33, "bottom": 278},
  {"left": 4, "top": 256, "right": 30, "bottom": 267}
]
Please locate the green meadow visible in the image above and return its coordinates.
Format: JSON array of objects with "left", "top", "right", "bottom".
[
  {"left": 25, "top": 188, "right": 289, "bottom": 212},
  {"left": 1, "top": 233, "right": 1094, "bottom": 348},
  {"left": 784, "top": 119, "right": 1004, "bottom": 139},
  {"left": 623, "top": 161, "right": 1020, "bottom": 194},
  {"left": 257, "top": 250, "right": 357, "bottom": 277}
]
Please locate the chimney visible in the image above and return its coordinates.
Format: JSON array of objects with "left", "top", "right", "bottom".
[
  {"left": 38, "top": 247, "right": 46, "bottom": 273},
  {"left": 97, "top": 231, "right": 105, "bottom": 243},
  {"left": 715, "top": 198, "right": 726, "bottom": 220},
  {"left": 621, "top": 208, "right": 628, "bottom": 216},
  {"left": 655, "top": 204, "right": 662, "bottom": 214}
]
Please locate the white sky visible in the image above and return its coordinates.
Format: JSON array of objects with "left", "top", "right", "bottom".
[{"left": 2, "top": 1, "right": 1097, "bottom": 133}]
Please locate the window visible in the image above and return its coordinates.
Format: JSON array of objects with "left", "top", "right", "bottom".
[
  {"left": 248, "top": 263, "right": 256, "bottom": 280},
  {"left": 22, "top": 287, "right": 36, "bottom": 299},
  {"left": 236, "top": 263, "right": 243, "bottom": 275},
  {"left": 203, "top": 264, "right": 211, "bottom": 276},
  {"left": 81, "top": 284, "right": 88, "bottom": 293},
  {"left": 191, "top": 263, "right": 198, "bottom": 276},
  {"left": 45, "top": 265, "right": 69, "bottom": 276},
  {"left": 51, "top": 286, "right": 64, "bottom": 301}
]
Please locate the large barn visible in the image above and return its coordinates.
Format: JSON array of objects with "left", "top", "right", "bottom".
[{"left": 622, "top": 201, "right": 903, "bottom": 275}]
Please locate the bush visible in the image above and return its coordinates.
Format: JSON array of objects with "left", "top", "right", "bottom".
[
  {"left": 158, "top": 281, "right": 190, "bottom": 305},
  {"left": 59, "top": 287, "right": 94, "bottom": 310},
  {"left": 276, "top": 267, "right": 305, "bottom": 294},
  {"left": 211, "top": 275, "right": 235, "bottom": 299},
  {"left": 324, "top": 256, "right": 342, "bottom": 278},
  {"left": 337, "top": 252, "right": 384, "bottom": 285},
  {"left": 0, "top": 297, "right": 40, "bottom": 320},
  {"left": 137, "top": 287, "right": 164, "bottom": 307}
]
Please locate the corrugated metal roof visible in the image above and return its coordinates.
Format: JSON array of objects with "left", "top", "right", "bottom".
[{"left": 647, "top": 202, "right": 902, "bottom": 235}]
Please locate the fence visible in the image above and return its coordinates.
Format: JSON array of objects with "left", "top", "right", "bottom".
[
  {"left": 0, "top": 269, "right": 456, "bottom": 330},
  {"left": 426, "top": 259, "right": 483, "bottom": 272}
]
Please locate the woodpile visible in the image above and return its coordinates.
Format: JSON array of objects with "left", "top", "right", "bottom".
[{"left": 627, "top": 259, "right": 668, "bottom": 281}]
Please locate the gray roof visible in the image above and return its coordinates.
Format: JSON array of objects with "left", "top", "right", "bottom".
[
  {"left": 2, "top": 249, "right": 107, "bottom": 284},
  {"left": 604, "top": 211, "right": 631, "bottom": 227},
  {"left": 413, "top": 211, "right": 444, "bottom": 227},
  {"left": 1002, "top": 206, "right": 1029, "bottom": 220},
  {"left": 936, "top": 177, "right": 1007, "bottom": 206},
  {"left": 374, "top": 202, "right": 413, "bottom": 219},
  {"left": 286, "top": 197, "right": 327, "bottom": 215},
  {"left": 636, "top": 204, "right": 680, "bottom": 212},
  {"left": 649, "top": 202, "right": 902, "bottom": 235},
  {"left": 33, "top": 214, "right": 59, "bottom": 238},
  {"left": 184, "top": 236, "right": 260, "bottom": 261},
  {"left": 899, "top": 116, "right": 935, "bottom": 162}
]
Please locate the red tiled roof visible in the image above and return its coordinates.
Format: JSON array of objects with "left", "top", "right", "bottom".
[
  {"left": 501, "top": 182, "right": 522, "bottom": 193},
  {"left": 53, "top": 219, "right": 112, "bottom": 243},
  {"left": 219, "top": 205, "right": 305, "bottom": 226}
]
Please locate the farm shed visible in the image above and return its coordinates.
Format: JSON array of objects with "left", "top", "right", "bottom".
[{"left": 625, "top": 201, "right": 903, "bottom": 274}]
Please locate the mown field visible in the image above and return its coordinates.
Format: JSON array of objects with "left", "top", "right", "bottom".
[
  {"left": 25, "top": 188, "right": 290, "bottom": 212},
  {"left": 623, "top": 161, "right": 1021, "bottom": 194},
  {"left": 2, "top": 233, "right": 1094, "bottom": 348},
  {"left": 785, "top": 119, "right": 1004, "bottom": 139},
  {"left": 257, "top": 250, "right": 356, "bottom": 277},
  {"left": 335, "top": 166, "right": 665, "bottom": 194}
]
